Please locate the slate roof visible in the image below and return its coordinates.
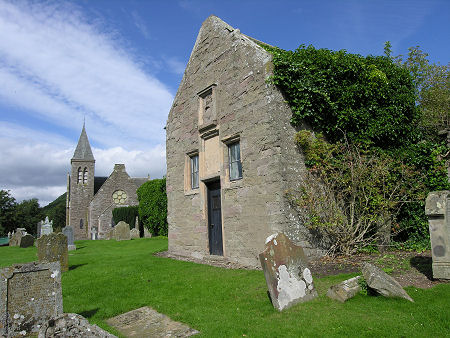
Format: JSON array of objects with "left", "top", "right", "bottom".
[
  {"left": 132, "top": 178, "right": 149, "bottom": 188},
  {"left": 94, "top": 177, "right": 108, "bottom": 194},
  {"left": 72, "top": 124, "right": 95, "bottom": 161}
]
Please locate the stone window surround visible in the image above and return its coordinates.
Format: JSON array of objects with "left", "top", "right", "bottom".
[
  {"left": 221, "top": 134, "right": 244, "bottom": 189},
  {"left": 184, "top": 150, "right": 199, "bottom": 195},
  {"left": 197, "top": 84, "right": 217, "bottom": 131}
]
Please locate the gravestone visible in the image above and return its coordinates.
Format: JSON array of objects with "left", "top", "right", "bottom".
[
  {"left": 91, "top": 226, "right": 98, "bottom": 240},
  {"left": 37, "top": 233, "right": 69, "bottom": 272},
  {"left": 425, "top": 191, "right": 450, "bottom": 279},
  {"left": 0, "top": 261, "right": 63, "bottom": 337},
  {"left": 130, "top": 228, "right": 140, "bottom": 239},
  {"left": 19, "top": 234, "right": 35, "bottom": 248},
  {"left": 9, "top": 231, "right": 22, "bottom": 247},
  {"left": 259, "top": 233, "right": 318, "bottom": 311},
  {"left": 40, "top": 216, "right": 53, "bottom": 236},
  {"left": 361, "top": 263, "right": 413, "bottom": 302},
  {"left": 114, "top": 221, "right": 131, "bottom": 241},
  {"left": 8, "top": 231, "right": 11, "bottom": 239},
  {"left": 107, "top": 229, "right": 115, "bottom": 240},
  {"left": 63, "top": 226, "right": 76, "bottom": 251},
  {"left": 327, "top": 276, "right": 362, "bottom": 302},
  {"left": 135, "top": 216, "right": 139, "bottom": 230},
  {"left": 144, "top": 227, "right": 152, "bottom": 238},
  {"left": 37, "top": 220, "right": 42, "bottom": 238}
]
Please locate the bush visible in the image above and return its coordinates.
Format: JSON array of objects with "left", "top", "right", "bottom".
[
  {"left": 137, "top": 178, "right": 167, "bottom": 236},
  {"left": 112, "top": 206, "right": 139, "bottom": 229}
]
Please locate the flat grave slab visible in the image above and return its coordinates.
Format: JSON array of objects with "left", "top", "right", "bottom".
[{"left": 106, "top": 306, "right": 199, "bottom": 337}]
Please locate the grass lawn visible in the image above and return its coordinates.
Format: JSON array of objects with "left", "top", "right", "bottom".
[{"left": 1, "top": 238, "right": 449, "bottom": 337}]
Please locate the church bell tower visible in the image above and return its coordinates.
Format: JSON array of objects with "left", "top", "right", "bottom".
[{"left": 66, "top": 123, "right": 95, "bottom": 240}]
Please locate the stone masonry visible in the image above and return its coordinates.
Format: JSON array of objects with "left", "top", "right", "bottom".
[
  {"left": 0, "top": 261, "right": 63, "bottom": 337},
  {"left": 89, "top": 164, "right": 143, "bottom": 239},
  {"left": 166, "top": 16, "right": 320, "bottom": 268}
]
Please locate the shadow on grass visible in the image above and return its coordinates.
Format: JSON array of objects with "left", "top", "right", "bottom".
[
  {"left": 410, "top": 256, "right": 433, "bottom": 280},
  {"left": 75, "top": 246, "right": 86, "bottom": 250},
  {"left": 69, "top": 263, "right": 87, "bottom": 271},
  {"left": 79, "top": 308, "right": 99, "bottom": 318}
]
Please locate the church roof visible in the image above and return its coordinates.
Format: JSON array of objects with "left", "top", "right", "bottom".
[
  {"left": 72, "top": 124, "right": 95, "bottom": 161},
  {"left": 132, "top": 178, "right": 148, "bottom": 188}
]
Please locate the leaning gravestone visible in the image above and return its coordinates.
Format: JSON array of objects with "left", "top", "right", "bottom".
[
  {"left": 63, "top": 226, "right": 76, "bottom": 251},
  {"left": 114, "top": 221, "right": 131, "bottom": 241},
  {"left": 0, "top": 261, "right": 63, "bottom": 337},
  {"left": 19, "top": 234, "right": 35, "bottom": 248},
  {"left": 130, "top": 228, "right": 140, "bottom": 239},
  {"left": 259, "top": 233, "right": 318, "bottom": 311},
  {"left": 37, "top": 233, "right": 69, "bottom": 272},
  {"left": 425, "top": 191, "right": 450, "bottom": 279},
  {"left": 361, "top": 263, "right": 413, "bottom": 302}
]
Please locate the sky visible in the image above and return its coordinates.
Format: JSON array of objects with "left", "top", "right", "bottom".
[{"left": 0, "top": 0, "right": 449, "bottom": 206}]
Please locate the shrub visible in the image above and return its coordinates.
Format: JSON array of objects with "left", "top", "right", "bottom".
[
  {"left": 112, "top": 206, "right": 139, "bottom": 229},
  {"left": 137, "top": 178, "right": 167, "bottom": 236}
]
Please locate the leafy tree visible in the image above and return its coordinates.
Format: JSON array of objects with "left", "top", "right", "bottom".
[
  {"left": 41, "top": 193, "right": 67, "bottom": 231},
  {"left": 15, "top": 198, "right": 43, "bottom": 235},
  {"left": 0, "top": 190, "right": 17, "bottom": 236},
  {"left": 137, "top": 178, "right": 167, "bottom": 236}
]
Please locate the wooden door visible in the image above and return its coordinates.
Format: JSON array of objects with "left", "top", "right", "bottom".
[{"left": 207, "top": 181, "right": 223, "bottom": 255}]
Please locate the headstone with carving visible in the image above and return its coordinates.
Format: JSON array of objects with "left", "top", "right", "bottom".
[
  {"left": 19, "top": 234, "right": 35, "bottom": 248},
  {"left": 361, "top": 263, "right": 413, "bottom": 302},
  {"left": 37, "top": 233, "right": 69, "bottom": 272},
  {"left": 259, "top": 233, "right": 318, "bottom": 311},
  {"left": 40, "top": 216, "right": 53, "bottom": 236},
  {"left": 327, "top": 276, "right": 362, "bottom": 302},
  {"left": 0, "top": 261, "right": 63, "bottom": 337},
  {"left": 63, "top": 226, "right": 76, "bottom": 251},
  {"left": 143, "top": 227, "right": 152, "bottom": 238},
  {"left": 114, "top": 221, "right": 131, "bottom": 241},
  {"left": 425, "top": 191, "right": 450, "bottom": 279},
  {"left": 130, "top": 228, "right": 140, "bottom": 239}
]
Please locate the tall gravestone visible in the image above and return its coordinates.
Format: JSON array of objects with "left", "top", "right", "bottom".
[
  {"left": 63, "top": 226, "right": 76, "bottom": 251},
  {"left": 37, "top": 233, "right": 69, "bottom": 272},
  {"left": 40, "top": 217, "right": 53, "bottom": 236},
  {"left": 425, "top": 191, "right": 450, "bottom": 279},
  {"left": 0, "top": 261, "right": 63, "bottom": 337},
  {"left": 37, "top": 220, "right": 42, "bottom": 238},
  {"left": 259, "top": 233, "right": 318, "bottom": 311}
]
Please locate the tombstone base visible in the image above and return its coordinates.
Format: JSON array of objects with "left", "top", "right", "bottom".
[
  {"left": 433, "top": 262, "right": 450, "bottom": 279},
  {"left": 68, "top": 245, "right": 77, "bottom": 251}
]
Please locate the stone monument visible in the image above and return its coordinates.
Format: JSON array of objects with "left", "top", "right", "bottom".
[
  {"left": 425, "top": 191, "right": 450, "bottom": 279},
  {"left": 114, "top": 221, "right": 131, "bottom": 241},
  {"left": 19, "top": 234, "right": 35, "bottom": 248},
  {"left": 259, "top": 233, "right": 318, "bottom": 311},
  {"left": 130, "top": 228, "right": 140, "bottom": 239},
  {"left": 143, "top": 227, "right": 152, "bottom": 238},
  {"left": 40, "top": 216, "right": 53, "bottom": 236},
  {"left": 37, "top": 233, "right": 69, "bottom": 272},
  {"left": 63, "top": 226, "right": 76, "bottom": 251},
  {"left": 0, "top": 261, "right": 63, "bottom": 337}
]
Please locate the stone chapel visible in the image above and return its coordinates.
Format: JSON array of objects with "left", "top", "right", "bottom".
[
  {"left": 66, "top": 125, "right": 148, "bottom": 240},
  {"left": 166, "top": 16, "right": 323, "bottom": 268}
]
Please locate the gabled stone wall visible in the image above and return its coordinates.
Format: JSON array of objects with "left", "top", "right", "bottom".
[{"left": 166, "top": 16, "right": 320, "bottom": 268}]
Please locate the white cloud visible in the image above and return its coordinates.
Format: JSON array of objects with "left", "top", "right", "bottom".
[
  {"left": 0, "top": 0, "right": 173, "bottom": 148},
  {"left": 166, "top": 57, "right": 186, "bottom": 75}
]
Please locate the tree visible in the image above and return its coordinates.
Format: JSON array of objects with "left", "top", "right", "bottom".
[
  {"left": 0, "top": 190, "right": 17, "bottom": 236},
  {"left": 137, "top": 178, "right": 167, "bottom": 236},
  {"left": 15, "top": 199, "right": 43, "bottom": 235},
  {"left": 41, "top": 193, "right": 67, "bottom": 232}
]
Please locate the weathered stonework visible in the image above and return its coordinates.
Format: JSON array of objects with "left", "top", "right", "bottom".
[
  {"left": 130, "top": 228, "right": 140, "bottom": 239},
  {"left": 259, "top": 233, "right": 317, "bottom": 311},
  {"left": 0, "top": 261, "right": 63, "bottom": 337},
  {"left": 37, "top": 233, "right": 69, "bottom": 272},
  {"left": 114, "top": 221, "right": 131, "bottom": 241},
  {"left": 19, "top": 234, "right": 35, "bottom": 248},
  {"left": 166, "top": 16, "right": 321, "bottom": 268},
  {"left": 425, "top": 191, "right": 450, "bottom": 279},
  {"left": 89, "top": 164, "right": 143, "bottom": 239}
]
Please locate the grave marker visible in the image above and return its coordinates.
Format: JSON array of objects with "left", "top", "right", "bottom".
[{"left": 37, "top": 233, "right": 69, "bottom": 272}]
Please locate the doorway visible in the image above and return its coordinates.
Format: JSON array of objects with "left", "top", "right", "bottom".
[{"left": 207, "top": 180, "right": 223, "bottom": 255}]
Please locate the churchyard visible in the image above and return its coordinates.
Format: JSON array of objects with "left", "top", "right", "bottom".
[{"left": 1, "top": 237, "right": 449, "bottom": 337}]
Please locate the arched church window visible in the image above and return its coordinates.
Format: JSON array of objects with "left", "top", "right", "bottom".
[
  {"left": 83, "top": 167, "right": 88, "bottom": 184},
  {"left": 80, "top": 219, "right": 84, "bottom": 229},
  {"left": 77, "top": 167, "right": 82, "bottom": 184}
]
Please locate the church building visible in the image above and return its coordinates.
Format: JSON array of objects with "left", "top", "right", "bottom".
[{"left": 66, "top": 125, "right": 148, "bottom": 240}]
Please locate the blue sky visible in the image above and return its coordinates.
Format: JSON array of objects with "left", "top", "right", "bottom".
[{"left": 0, "top": 0, "right": 448, "bottom": 206}]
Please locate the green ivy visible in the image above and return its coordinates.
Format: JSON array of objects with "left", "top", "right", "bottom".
[
  {"left": 112, "top": 206, "right": 139, "bottom": 229},
  {"left": 137, "top": 178, "right": 167, "bottom": 236}
]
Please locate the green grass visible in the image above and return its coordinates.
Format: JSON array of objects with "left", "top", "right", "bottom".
[{"left": 1, "top": 238, "right": 449, "bottom": 337}]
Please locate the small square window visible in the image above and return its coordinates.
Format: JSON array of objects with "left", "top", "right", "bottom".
[
  {"left": 190, "top": 155, "right": 199, "bottom": 189},
  {"left": 228, "top": 142, "right": 242, "bottom": 181}
]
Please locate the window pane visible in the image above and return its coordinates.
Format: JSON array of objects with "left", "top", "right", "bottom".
[
  {"left": 190, "top": 155, "right": 199, "bottom": 189},
  {"left": 229, "top": 142, "right": 242, "bottom": 181}
]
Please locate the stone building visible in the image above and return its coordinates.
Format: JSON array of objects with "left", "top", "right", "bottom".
[
  {"left": 166, "top": 16, "right": 321, "bottom": 268},
  {"left": 66, "top": 125, "right": 148, "bottom": 240}
]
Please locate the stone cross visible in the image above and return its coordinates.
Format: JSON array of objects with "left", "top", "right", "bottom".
[
  {"left": 425, "top": 191, "right": 450, "bottom": 279},
  {"left": 0, "top": 261, "right": 63, "bottom": 337},
  {"left": 259, "top": 233, "right": 318, "bottom": 311}
]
